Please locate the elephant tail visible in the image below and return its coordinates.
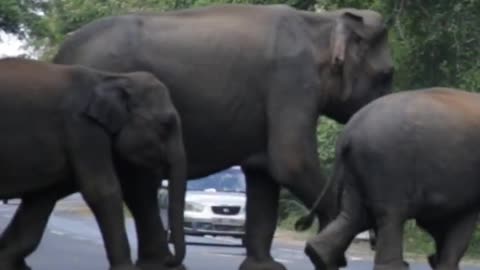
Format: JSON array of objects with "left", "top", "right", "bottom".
[
  {"left": 295, "top": 137, "right": 351, "bottom": 232},
  {"left": 294, "top": 171, "right": 334, "bottom": 231}
]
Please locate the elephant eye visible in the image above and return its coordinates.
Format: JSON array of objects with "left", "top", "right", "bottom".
[
  {"left": 160, "top": 113, "right": 177, "bottom": 129},
  {"left": 152, "top": 116, "right": 174, "bottom": 138},
  {"left": 351, "top": 32, "right": 363, "bottom": 44}
]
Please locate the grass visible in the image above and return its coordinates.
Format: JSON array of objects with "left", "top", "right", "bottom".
[
  {"left": 404, "top": 221, "right": 480, "bottom": 260},
  {"left": 278, "top": 215, "right": 480, "bottom": 261},
  {"left": 277, "top": 214, "right": 318, "bottom": 241}
]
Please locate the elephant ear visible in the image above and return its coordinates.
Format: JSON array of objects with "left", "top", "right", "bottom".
[
  {"left": 82, "top": 77, "right": 131, "bottom": 135},
  {"left": 330, "top": 12, "right": 366, "bottom": 100}
]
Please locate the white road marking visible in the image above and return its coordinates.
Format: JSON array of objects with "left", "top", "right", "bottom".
[
  {"left": 276, "top": 248, "right": 304, "bottom": 254},
  {"left": 50, "top": 230, "right": 65, "bottom": 236},
  {"left": 274, "top": 258, "right": 292, "bottom": 264},
  {"left": 71, "top": 236, "right": 89, "bottom": 241},
  {"left": 204, "top": 252, "right": 238, "bottom": 258},
  {"left": 217, "top": 238, "right": 240, "bottom": 244},
  {"left": 206, "top": 252, "right": 292, "bottom": 264}
]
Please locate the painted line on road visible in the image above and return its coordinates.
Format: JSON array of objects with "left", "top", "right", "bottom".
[
  {"left": 204, "top": 251, "right": 292, "bottom": 265},
  {"left": 71, "top": 235, "right": 89, "bottom": 241},
  {"left": 50, "top": 230, "right": 66, "bottom": 236},
  {"left": 205, "top": 252, "right": 240, "bottom": 258},
  {"left": 274, "top": 258, "right": 292, "bottom": 264},
  {"left": 218, "top": 238, "right": 239, "bottom": 244},
  {"left": 276, "top": 248, "right": 304, "bottom": 254}
]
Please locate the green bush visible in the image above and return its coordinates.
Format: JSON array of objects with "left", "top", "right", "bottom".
[
  {"left": 404, "top": 220, "right": 480, "bottom": 258},
  {"left": 404, "top": 221, "right": 435, "bottom": 255}
]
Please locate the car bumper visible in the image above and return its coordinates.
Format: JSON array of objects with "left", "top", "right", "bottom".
[{"left": 184, "top": 215, "right": 245, "bottom": 237}]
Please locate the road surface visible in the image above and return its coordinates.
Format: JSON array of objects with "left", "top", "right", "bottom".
[{"left": 0, "top": 195, "right": 478, "bottom": 270}]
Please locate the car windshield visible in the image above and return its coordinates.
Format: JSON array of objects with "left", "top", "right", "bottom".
[{"left": 187, "top": 168, "right": 246, "bottom": 193}]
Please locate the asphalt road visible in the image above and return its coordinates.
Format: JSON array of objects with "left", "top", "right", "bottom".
[{"left": 0, "top": 195, "right": 478, "bottom": 270}]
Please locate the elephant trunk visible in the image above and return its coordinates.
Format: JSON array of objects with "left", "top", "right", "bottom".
[{"left": 165, "top": 132, "right": 187, "bottom": 267}]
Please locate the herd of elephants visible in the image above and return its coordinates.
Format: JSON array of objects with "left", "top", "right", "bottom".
[{"left": 0, "top": 3, "right": 478, "bottom": 270}]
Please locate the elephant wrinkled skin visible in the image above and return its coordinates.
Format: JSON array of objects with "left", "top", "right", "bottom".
[
  {"left": 0, "top": 58, "right": 187, "bottom": 270},
  {"left": 306, "top": 88, "right": 480, "bottom": 270},
  {"left": 52, "top": 4, "right": 393, "bottom": 270}
]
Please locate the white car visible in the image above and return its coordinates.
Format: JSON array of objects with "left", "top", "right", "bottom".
[{"left": 158, "top": 166, "right": 246, "bottom": 244}]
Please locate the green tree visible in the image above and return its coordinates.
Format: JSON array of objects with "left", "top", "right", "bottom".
[
  {"left": 318, "top": 0, "right": 480, "bottom": 91},
  {"left": 0, "top": 0, "right": 46, "bottom": 38}
]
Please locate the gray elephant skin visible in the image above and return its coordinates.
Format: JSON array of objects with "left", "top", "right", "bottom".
[
  {"left": 52, "top": 4, "right": 394, "bottom": 270},
  {"left": 306, "top": 87, "right": 480, "bottom": 270},
  {"left": 0, "top": 58, "right": 186, "bottom": 270}
]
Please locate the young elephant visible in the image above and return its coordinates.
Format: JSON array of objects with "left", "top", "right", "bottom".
[
  {"left": 0, "top": 57, "right": 186, "bottom": 270},
  {"left": 303, "top": 87, "right": 480, "bottom": 270}
]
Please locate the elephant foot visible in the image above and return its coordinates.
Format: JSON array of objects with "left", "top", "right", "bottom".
[
  {"left": 239, "top": 257, "right": 286, "bottom": 270},
  {"left": 435, "top": 265, "right": 460, "bottom": 270},
  {"left": 305, "top": 240, "right": 344, "bottom": 270},
  {"left": 428, "top": 257, "right": 460, "bottom": 270},
  {"left": 0, "top": 260, "right": 32, "bottom": 270},
  {"left": 373, "top": 261, "right": 409, "bottom": 270},
  {"left": 136, "top": 260, "right": 187, "bottom": 270}
]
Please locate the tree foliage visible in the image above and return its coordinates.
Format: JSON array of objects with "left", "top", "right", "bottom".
[
  {"left": 0, "top": 0, "right": 46, "bottom": 38},
  {"left": 319, "top": 0, "right": 480, "bottom": 92}
]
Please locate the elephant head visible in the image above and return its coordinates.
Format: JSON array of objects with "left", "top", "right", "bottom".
[
  {"left": 293, "top": 9, "right": 393, "bottom": 232},
  {"left": 81, "top": 71, "right": 186, "bottom": 266},
  {"left": 322, "top": 9, "right": 394, "bottom": 123}
]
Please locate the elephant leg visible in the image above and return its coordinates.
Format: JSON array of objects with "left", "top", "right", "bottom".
[
  {"left": 80, "top": 183, "right": 135, "bottom": 270},
  {"left": 283, "top": 162, "right": 346, "bottom": 268},
  {"left": 264, "top": 75, "right": 344, "bottom": 268},
  {"left": 305, "top": 185, "right": 368, "bottom": 270},
  {"left": 239, "top": 163, "right": 286, "bottom": 270},
  {"left": 121, "top": 177, "right": 181, "bottom": 270},
  {"left": 265, "top": 65, "right": 336, "bottom": 227},
  {"left": 372, "top": 208, "right": 409, "bottom": 270},
  {"left": 416, "top": 219, "right": 446, "bottom": 269},
  {"left": 432, "top": 212, "right": 477, "bottom": 270},
  {"left": 0, "top": 189, "right": 69, "bottom": 270},
  {"left": 368, "top": 228, "right": 377, "bottom": 251},
  {"left": 73, "top": 167, "right": 134, "bottom": 269}
]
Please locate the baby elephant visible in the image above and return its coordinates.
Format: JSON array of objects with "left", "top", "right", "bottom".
[
  {"left": 0, "top": 58, "right": 186, "bottom": 270},
  {"left": 303, "top": 87, "right": 480, "bottom": 270}
]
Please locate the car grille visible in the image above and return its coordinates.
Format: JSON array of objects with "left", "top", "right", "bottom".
[
  {"left": 211, "top": 206, "right": 241, "bottom": 215},
  {"left": 185, "top": 222, "right": 244, "bottom": 232}
]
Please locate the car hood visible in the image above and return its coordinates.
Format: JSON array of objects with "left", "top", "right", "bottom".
[{"left": 186, "top": 191, "right": 246, "bottom": 205}]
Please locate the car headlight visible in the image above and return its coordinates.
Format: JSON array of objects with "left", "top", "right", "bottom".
[{"left": 185, "top": 201, "right": 205, "bottom": 212}]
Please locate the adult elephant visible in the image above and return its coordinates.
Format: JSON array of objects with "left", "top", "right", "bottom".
[
  {"left": 53, "top": 4, "right": 393, "bottom": 270},
  {"left": 305, "top": 87, "right": 480, "bottom": 270},
  {"left": 0, "top": 58, "right": 186, "bottom": 270}
]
